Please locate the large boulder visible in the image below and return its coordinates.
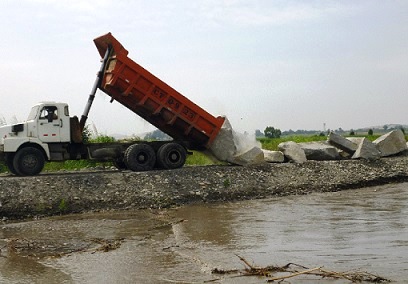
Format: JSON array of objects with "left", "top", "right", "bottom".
[
  {"left": 278, "top": 141, "right": 307, "bottom": 163},
  {"left": 262, "top": 149, "right": 285, "bottom": 163},
  {"left": 209, "top": 117, "right": 264, "bottom": 165},
  {"left": 209, "top": 118, "right": 236, "bottom": 162},
  {"left": 327, "top": 132, "right": 358, "bottom": 154},
  {"left": 352, "top": 138, "right": 381, "bottom": 160},
  {"left": 373, "top": 130, "right": 407, "bottom": 157},
  {"left": 230, "top": 147, "right": 265, "bottom": 165},
  {"left": 346, "top": 137, "right": 365, "bottom": 145},
  {"left": 298, "top": 142, "right": 340, "bottom": 161}
]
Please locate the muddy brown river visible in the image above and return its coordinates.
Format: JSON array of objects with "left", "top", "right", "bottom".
[{"left": 1, "top": 182, "right": 407, "bottom": 283}]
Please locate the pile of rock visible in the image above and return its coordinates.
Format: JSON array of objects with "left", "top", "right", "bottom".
[{"left": 263, "top": 129, "right": 408, "bottom": 163}]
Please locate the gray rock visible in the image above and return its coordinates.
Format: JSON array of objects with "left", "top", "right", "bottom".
[
  {"left": 373, "top": 130, "right": 407, "bottom": 157},
  {"left": 327, "top": 132, "right": 358, "bottom": 154},
  {"left": 278, "top": 141, "right": 307, "bottom": 163},
  {"left": 230, "top": 147, "right": 265, "bottom": 165},
  {"left": 352, "top": 138, "right": 381, "bottom": 160},
  {"left": 262, "top": 149, "right": 285, "bottom": 163},
  {"left": 346, "top": 137, "right": 364, "bottom": 145},
  {"left": 298, "top": 142, "right": 340, "bottom": 161},
  {"left": 209, "top": 117, "right": 264, "bottom": 165},
  {"left": 209, "top": 117, "right": 236, "bottom": 162}
]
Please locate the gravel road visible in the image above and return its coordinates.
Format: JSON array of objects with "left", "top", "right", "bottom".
[{"left": 1, "top": 156, "right": 408, "bottom": 219}]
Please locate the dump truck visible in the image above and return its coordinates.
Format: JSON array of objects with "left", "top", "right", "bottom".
[{"left": 0, "top": 33, "right": 228, "bottom": 176}]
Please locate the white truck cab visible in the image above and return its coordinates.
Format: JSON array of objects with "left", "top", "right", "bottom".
[{"left": 0, "top": 102, "right": 73, "bottom": 175}]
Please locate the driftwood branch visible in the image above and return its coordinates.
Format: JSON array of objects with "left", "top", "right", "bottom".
[
  {"left": 267, "top": 266, "right": 321, "bottom": 282},
  {"left": 211, "top": 255, "right": 391, "bottom": 283}
]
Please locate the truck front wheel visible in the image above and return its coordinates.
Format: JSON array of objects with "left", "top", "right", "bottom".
[
  {"left": 13, "top": 147, "right": 45, "bottom": 176},
  {"left": 124, "top": 144, "right": 156, "bottom": 171},
  {"left": 157, "top": 143, "right": 187, "bottom": 169},
  {"left": 5, "top": 153, "right": 19, "bottom": 175}
]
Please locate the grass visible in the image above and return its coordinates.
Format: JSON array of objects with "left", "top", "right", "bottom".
[
  {"left": 43, "top": 160, "right": 112, "bottom": 172},
  {"left": 185, "top": 150, "right": 226, "bottom": 166}
]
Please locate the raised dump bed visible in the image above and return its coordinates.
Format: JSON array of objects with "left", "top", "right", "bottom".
[{"left": 93, "top": 33, "right": 225, "bottom": 150}]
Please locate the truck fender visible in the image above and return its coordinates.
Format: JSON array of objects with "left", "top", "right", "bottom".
[{"left": 4, "top": 138, "right": 50, "bottom": 160}]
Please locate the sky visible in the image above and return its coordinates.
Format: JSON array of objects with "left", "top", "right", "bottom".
[{"left": 0, "top": 0, "right": 407, "bottom": 136}]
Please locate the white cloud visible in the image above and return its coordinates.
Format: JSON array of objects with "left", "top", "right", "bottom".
[
  {"left": 191, "top": 0, "right": 357, "bottom": 27},
  {"left": 27, "top": 0, "right": 112, "bottom": 13}
]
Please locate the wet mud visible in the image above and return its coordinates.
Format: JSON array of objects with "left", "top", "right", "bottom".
[{"left": 1, "top": 183, "right": 407, "bottom": 283}]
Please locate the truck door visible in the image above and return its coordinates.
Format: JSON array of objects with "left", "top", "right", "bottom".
[{"left": 38, "top": 106, "right": 62, "bottom": 143}]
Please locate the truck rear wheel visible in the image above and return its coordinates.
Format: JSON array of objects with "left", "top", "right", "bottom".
[
  {"left": 124, "top": 144, "right": 156, "bottom": 171},
  {"left": 113, "top": 158, "right": 127, "bottom": 170},
  {"left": 156, "top": 142, "right": 187, "bottom": 169},
  {"left": 12, "top": 147, "right": 45, "bottom": 176}
]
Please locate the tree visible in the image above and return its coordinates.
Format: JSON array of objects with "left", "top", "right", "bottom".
[
  {"left": 349, "top": 129, "right": 355, "bottom": 136},
  {"left": 255, "top": 129, "right": 264, "bottom": 137},
  {"left": 82, "top": 124, "right": 92, "bottom": 143},
  {"left": 144, "top": 129, "right": 171, "bottom": 140},
  {"left": 368, "top": 129, "right": 373, "bottom": 136},
  {"left": 264, "top": 126, "right": 281, "bottom": 138}
]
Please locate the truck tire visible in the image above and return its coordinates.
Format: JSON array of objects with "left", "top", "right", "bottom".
[
  {"left": 124, "top": 144, "right": 156, "bottom": 171},
  {"left": 5, "top": 153, "right": 20, "bottom": 175},
  {"left": 156, "top": 142, "right": 187, "bottom": 169},
  {"left": 113, "top": 158, "right": 127, "bottom": 170},
  {"left": 12, "top": 147, "right": 45, "bottom": 176}
]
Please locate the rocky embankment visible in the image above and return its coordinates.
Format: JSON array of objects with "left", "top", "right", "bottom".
[{"left": 1, "top": 155, "right": 408, "bottom": 219}]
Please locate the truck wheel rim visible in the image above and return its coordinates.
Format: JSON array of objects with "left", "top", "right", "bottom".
[{"left": 22, "top": 155, "right": 38, "bottom": 169}]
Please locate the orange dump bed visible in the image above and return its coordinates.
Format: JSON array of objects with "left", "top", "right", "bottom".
[{"left": 93, "top": 33, "right": 225, "bottom": 149}]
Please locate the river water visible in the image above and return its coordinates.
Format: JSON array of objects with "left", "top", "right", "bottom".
[{"left": 0, "top": 182, "right": 407, "bottom": 283}]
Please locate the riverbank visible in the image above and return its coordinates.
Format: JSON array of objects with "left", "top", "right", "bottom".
[{"left": 1, "top": 156, "right": 408, "bottom": 219}]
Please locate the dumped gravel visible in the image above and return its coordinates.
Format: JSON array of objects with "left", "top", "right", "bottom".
[{"left": 1, "top": 156, "right": 408, "bottom": 219}]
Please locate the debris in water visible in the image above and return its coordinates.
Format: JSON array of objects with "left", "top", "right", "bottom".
[{"left": 211, "top": 255, "right": 391, "bottom": 283}]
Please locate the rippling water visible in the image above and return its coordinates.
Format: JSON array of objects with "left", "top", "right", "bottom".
[{"left": 1, "top": 183, "right": 407, "bottom": 283}]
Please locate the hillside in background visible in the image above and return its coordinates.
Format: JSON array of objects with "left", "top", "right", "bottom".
[
  {"left": 110, "top": 124, "right": 408, "bottom": 140},
  {"left": 262, "top": 124, "right": 408, "bottom": 137}
]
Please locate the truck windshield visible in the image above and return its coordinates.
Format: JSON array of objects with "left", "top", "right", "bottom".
[{"left": 27, "top": 106, "right": 40, "bottom": 121}]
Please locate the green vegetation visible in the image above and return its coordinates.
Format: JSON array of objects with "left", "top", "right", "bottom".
[
  {"left": 264, "top": 126, "right": 282, "bottom": 138},
  {"left": 91, "top": 135, "right": 116, "bottom": 143},
  {"left": 43, "top": 159, "right": 111, "bottom": 172},
  {"left": 185, "top": 151, "right": 225, "bottom": 166},
  {"left": 58, "top": 199, "right": 68, "bottom": 212}
]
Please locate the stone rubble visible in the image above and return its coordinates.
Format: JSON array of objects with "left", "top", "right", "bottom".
[
  {"left": 204, "top": 117, "right": 406, "bottom": 165},
  {"left": 261, "top": 149, "right": 285, "bottom": 163},
  {"left": 298, "top": 142, "right": 340, "bottom": 161},
  {"left": 351, "top": 138, "right": 381, "bottom": 160},
  {"left": 373, "top": 129, "right": 407, "bottom": 157},
  {"left": 328, "top": 132, "right": 358, "bottom": 154},
  {"left": 278, "top": 141, "right": 307, "bottom": 163},
  {"left": 268, "top": 130, "right": 407, "bottom": 163}
]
